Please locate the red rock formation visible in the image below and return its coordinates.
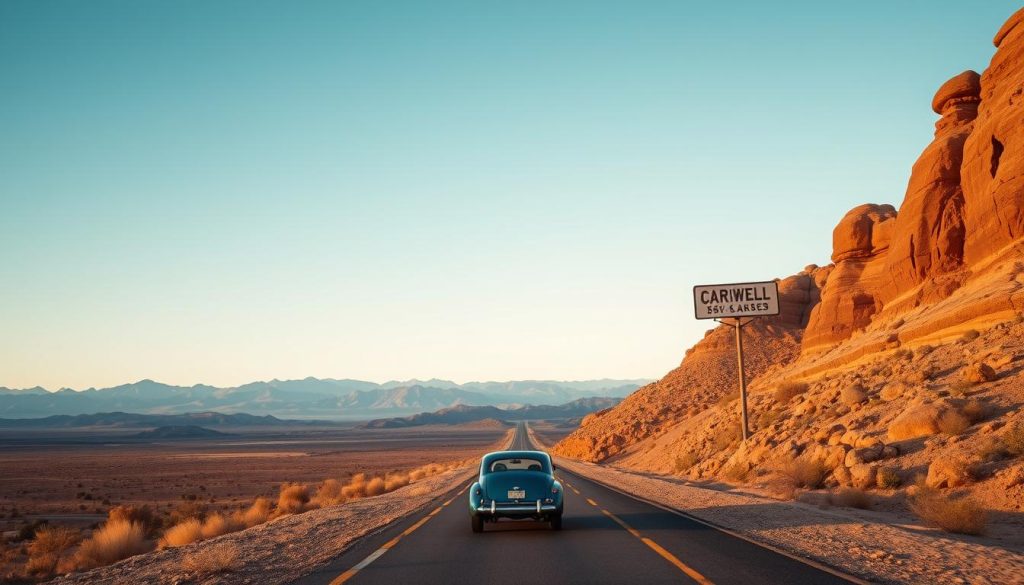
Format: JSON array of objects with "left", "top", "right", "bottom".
[
  {"left": 961, "top": 7, "right": 1024, "bottom": 266},
  {"left": 885, "top": 71, "right": 979, "bottom": 297},
  {"left": 802, "top": 204, "right": 896, "bottom": 352}
]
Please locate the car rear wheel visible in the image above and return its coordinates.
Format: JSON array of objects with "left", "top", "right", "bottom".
[
  {"left": 549, "top": 514, "right": 562, "bottom": 531},
  {"left": 471, "top": 515, "right": 484, "bottom": 533}
]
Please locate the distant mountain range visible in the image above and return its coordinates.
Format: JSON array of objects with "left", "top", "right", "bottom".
[
  {"left": 0, "top": 411, "right": 317, "bottom": 428},
  {"left": 0, "top": 378, "right": 648, "bottom": 419},
  {"left": 363, "top": 396, "right": 622, "bottom": 428}
]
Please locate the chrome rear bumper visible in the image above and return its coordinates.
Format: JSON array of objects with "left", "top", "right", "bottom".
[{"left": 476, "top": 501, "right": 559, "bottom": 514}]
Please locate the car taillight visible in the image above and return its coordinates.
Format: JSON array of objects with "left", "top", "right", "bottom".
[{"left": 552, "top": 487, "right": 559, "bottom": 494}]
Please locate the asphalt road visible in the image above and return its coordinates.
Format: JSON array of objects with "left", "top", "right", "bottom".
[{"left": 296, "top": 422, "right": 854, "bottom": 585}]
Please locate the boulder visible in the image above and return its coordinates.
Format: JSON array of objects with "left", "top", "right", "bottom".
[
  {"left": 962, "top": 362, "right": 997, "bottom": 383},
  {"left": 850, "top": 463, "right": 879, "bottom": 489},
  {"left": 841, "top": 384, "right": 869, "bottom": 406},
  {"left": 925, "top": 457, "right": 975, "bottom": 489}
]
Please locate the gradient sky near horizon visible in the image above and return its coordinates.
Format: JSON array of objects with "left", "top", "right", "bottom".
[{"left": 1, "top": 1, "right": 1019, "bottom": 390}]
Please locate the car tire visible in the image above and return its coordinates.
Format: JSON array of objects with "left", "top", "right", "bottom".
[
  {"left": 550, "top": 514, "right": 562, "bottom": 531},
  {"left": 472, "top": 515, "right": 484, "bottom": 533}
]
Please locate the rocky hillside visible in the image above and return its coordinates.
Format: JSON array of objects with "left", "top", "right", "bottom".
[{"left": 554, "top": 7, "right": 1024, "bottom": 520}]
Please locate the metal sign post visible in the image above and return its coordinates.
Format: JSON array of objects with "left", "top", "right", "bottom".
[{"left": 693, "top": 281, "right": 780, "bottom": 442}]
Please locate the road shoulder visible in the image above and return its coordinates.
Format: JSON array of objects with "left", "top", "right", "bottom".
[{"left": 550, "top": 456, "right": 1024, "bottom": 585}]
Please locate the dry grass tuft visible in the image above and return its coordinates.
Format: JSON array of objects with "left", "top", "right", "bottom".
[
  {"left": 937, "top": 410, "right": 971, "bottom": 435},
  {"left": 384, "top": 473, "right": 410, "bottom": 492},
  {"left": 107, "top": 505, "right": 162, "bottom": 538},
  {"left": 1003, "top": 423, "right": 1024, "bottom": 456},
  {"left": 891, "top": 348, "right": 914, "bottom": 361},
  {"left": 160, "top": 519, "right": 203, "bottom": 549},
  {"left": 26, "top": 526, "right": 80, "bottom": 575},
  {"left": 311, "top": 479, "right": 347, "bottom": 508},
  {"left": 238, "top": 497, "right": 272, "bottom": 527},
  {"left": 74, "top": 519, "right": 150, "bottom": 569},
  {"left": 962, "top": 399, "right": 987, "bottom": 423},
  {"left": 774, "top": 381, "right": 809, "bottom": 403},
  {"left": 909, "top": 488, "right": 987, "bottom": 535},
  {"left": 275, "top": 483, "right": 311, "bottom": 516},
  {"left": 829, "top": 488, "right": 872, "bottom": 509},
  {"left": 200, "top": 513, "right": 240, "bottom": 539},
  {"left": 976, "top": 436, "right": 1007, "bottom": 461},
  {"left": 949, "top": 380, "right": 976, "bottom": 397},
  {"left": 674, "top": 452, "right": 699, "bottom": 473},
  {"left": 182, "top": 543, "right": 238, "bottom": 575},
  {"left": 365, "top": 477, "right": 386, "bottom": 497},
  {"left": 774, "top": 455, "right": 828, "bottom": 490},
  {"left": 341, "top": 473, "right": 369, "bottom": 499},
  {"left": 876, "top": 467, "right": 901, "bottom": 489},
  {"left": 720, "top": 462, "right": 750, "bottom": 483}
]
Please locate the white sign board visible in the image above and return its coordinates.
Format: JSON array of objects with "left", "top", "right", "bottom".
[{"left": 693, "top": 281, "right": 780, "bottom": 320}]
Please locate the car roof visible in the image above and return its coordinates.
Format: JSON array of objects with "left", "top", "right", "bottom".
[{"left": 481, "top": 450, "right": 550, "bottom": 461}]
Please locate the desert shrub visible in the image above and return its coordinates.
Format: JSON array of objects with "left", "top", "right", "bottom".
[
  {"left": 408, "top": 469, "right": 427, "bottom": 482},
  {"left": 909, "top": 488, "right": 987, "bottom": 535},
  {"left": 960, "top": 329, "right": 980, "bottom": 342},
  {"left": 182, "top": 543, "right": 238, "bottom": 575},
  {"left": 341, "top": 473, "right": 368, "bottom": 499},
  {"left": 962, "top": 400, "right": 986, "bottom": 423},
  {"left": 774, "top": 455, "right": 828, "bottom": 490},
  {"left": 26, "top": 526, "right": 79, "bottom": 575},
  {"left": 200, "top": 513, "right": 239, "bottom": 539},
  {"left": 673, "top": 452, "right": 699, "bottom": 473},
  {"left": 275, "top": 483, "right": 310, "bottom": 516},
  {"left": 876, "top": 467, "right": 902, "bottom": 489},
  {"left": 160, "top": 519, "right": 203, "bottom": 549},
  {"left": 774, "top": 381, "right": 808, "bottom": 403},
  {"left": 949, "top": 380, "right": 975, "bottom": 397},
  {"left": 365, "top": 477, "right": 386, "bottom": 497},
  {"left": 237, "top": 498, "right": 272, "bottom": 528},
  {"left": 938, "top": 410, "right": 971, "bottom": 435},
  {"left": 74, "top": 519, "right": 150, "bottom": 569},
  {"left": 829, "top": 488, "right": 872, "bottom": 509},
  {"left": 1003, "top": 423, "right": 1024, "bottom": 456},
  {"left": 384, "top": 473, "right": 409, "bottom": 492},
  {"left": 711, "top": 424, "right": 741, "bottom": 452},
  {"left": 108, "top": 505, "right": 161, "bottom": 538},
  {"left": 720, "top": 462, "right": 750, "bottom": 483},
  {"left": 311, "top": 479, "right": 346, "bottom": 508},
  {"left": 976, "top": 436, "right": 1007, "bottom": 461}
]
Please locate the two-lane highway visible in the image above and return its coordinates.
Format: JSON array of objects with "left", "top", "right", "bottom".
[{"left": 296, "top": 423, "right": 855, "bottom": 585}]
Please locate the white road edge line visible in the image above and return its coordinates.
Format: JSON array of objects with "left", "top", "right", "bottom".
[{"left": 525, "top": 424, "right": 870, "bottom": 585}]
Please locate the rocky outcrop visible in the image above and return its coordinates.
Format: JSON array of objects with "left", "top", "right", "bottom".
[
  {"left": 884, "top": 71, "right": 979, "bottom": 302},
  {"left": 802, "top": 204, "right": 896, "bottom": 352},
  {"left": 961, "top": 7, "right": 1024, "bottom": 267},
  {"left": 555, "top": 7, "right": 1024, "bottom": 469}
]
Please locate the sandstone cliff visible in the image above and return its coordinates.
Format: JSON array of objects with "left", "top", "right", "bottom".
[{"left": 553, "top": 10, "right": 1024, "bottom": 521}]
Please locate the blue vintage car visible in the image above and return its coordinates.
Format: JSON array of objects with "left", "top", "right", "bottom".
[{"left": 468, "top": 450, "right": 564, "bottom": 532}]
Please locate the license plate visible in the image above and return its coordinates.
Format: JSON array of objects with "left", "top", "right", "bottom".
[{"left": 507, "top": 490, "right": 526, "bottom": 499}]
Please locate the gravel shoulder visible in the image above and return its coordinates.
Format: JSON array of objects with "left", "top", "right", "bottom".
[{"left": 550, "top": 455, "right": 1024, "bottom": 585}]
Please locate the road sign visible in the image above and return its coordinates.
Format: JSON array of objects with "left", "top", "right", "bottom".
[
  {"left": 691, "top": 279, "right": 780, "bottom": 443},
  {"left": 692, "top": 281, "right": 780, "bottom": 320}
]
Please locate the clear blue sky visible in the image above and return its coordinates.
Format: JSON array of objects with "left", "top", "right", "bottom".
[{"left": 1, "top": 1, "right": 1018, "bottom": 390}]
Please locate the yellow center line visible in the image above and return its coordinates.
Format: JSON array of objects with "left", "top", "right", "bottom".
[
  {"left": 597, "top": 506, "right": 715, "bottom": 585},
  {"left": 569, "top": 486, "right": 581, "bottom": 495},
  {"left": 586, "top": 497, "right": 598, "bottom": 507}
]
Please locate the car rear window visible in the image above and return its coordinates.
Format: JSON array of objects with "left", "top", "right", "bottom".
[{"left": 487, "top": 457, "right": 546, "bottom": 473}]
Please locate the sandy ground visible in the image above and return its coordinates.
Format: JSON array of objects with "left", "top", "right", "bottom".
[
  {"left": 531, "top": 422, "right": 1024, "bottom": 585},
  {"left": 47, "top": 465, "right": 480, "bottom": 585},
  {"left": 0, "top": 425, "right": 507, "bottom": 534}
]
